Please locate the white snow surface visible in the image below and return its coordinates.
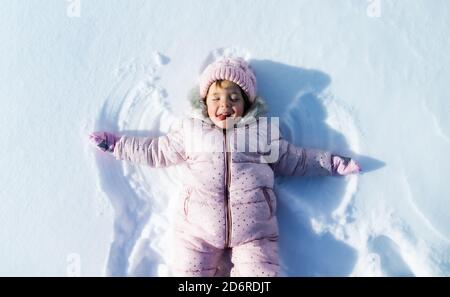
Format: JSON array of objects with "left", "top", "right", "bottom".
[{"left": 1, "top": 0, "right": 449, "bottom": 276}]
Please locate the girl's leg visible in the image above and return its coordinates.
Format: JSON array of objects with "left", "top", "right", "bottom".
[
  {"left": 230, "top": 237, "right": 280, "bottom": 277},
  {"left": 171, "top": 236, "right": 224, "bottom": 277}
]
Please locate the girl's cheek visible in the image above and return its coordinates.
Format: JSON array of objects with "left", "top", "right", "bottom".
[{"left": 234, "top": 105, "right": 244, "bottom": 117}]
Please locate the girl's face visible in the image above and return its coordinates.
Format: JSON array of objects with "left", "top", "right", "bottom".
[{"left": 205, "top": 80, "right": 245, "bottom": 129}]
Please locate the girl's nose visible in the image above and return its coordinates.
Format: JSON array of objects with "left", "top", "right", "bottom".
[{"left": 221, "top": 97, "right": 231, "bottom": 107}]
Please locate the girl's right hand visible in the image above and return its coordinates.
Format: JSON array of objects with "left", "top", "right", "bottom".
[
  {"left": 89, "top": 131, "right": 120, "bottom": 153},
  {"left": 331, "top": 155, "right": 361, "bottom": 176}
]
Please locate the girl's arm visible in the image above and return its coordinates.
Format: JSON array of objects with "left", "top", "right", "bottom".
[
  {"left": 89, "top": 125, "right": 186, "bottom": 168},
  {"left": 270, "top": 138, "right": 360, "bottom": 177}
]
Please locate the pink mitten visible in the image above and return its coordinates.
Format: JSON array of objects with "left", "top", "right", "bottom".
[
  {"left": 89, "top": 132, "right": 120, "bottom": 153},
  {"left": 331, "top": 155, "right": 361, "bottom": 176}
]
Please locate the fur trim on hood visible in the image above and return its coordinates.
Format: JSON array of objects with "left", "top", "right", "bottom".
[{"left": 187, "top": 86, "right": 267, "bottom": 127}]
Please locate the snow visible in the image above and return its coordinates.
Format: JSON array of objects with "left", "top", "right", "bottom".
[{"left": 1, "top": 0, "right": 449, "bottom": 276}]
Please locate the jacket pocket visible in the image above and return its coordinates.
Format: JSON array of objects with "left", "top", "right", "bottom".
[{"left": 262, "top": 187, "right": 274, "bottom": 219}]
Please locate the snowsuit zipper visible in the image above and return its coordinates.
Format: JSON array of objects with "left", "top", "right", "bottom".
[{"left": 224, "top": 129, "right": 232, "bottom": 248}]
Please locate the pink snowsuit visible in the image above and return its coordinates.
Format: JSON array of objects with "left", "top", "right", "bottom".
[{"left": 112, "top": 97, "right": 335, "bottom": 276}]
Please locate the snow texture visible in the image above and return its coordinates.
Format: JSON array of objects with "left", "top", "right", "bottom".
[{"left": 0, "top": 0, "right": 449, "bottom": 276}]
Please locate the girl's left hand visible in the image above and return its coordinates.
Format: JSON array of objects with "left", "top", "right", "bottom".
[{"left": 331, "top": 155, "right": 361, "bottom": 175}]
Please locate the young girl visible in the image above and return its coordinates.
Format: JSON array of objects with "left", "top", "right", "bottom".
[{"left": 90, "top": 57, "right": 360, "bottom": 277}]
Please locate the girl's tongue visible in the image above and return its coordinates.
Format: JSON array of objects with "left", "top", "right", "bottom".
[{"left": 217, "top": 113, "right": 231, "bottom": 121}]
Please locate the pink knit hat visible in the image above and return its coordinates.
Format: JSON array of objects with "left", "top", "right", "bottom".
[{"left": 199, "top": 57, "right": 257, "bottom": 103}]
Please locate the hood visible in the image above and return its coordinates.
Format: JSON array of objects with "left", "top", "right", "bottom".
[{"left": 187, "top": 86, "right": 268, "bottom": 127}]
